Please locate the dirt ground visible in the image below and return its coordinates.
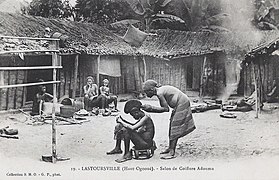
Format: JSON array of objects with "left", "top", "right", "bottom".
[{"left": 0, "top": 97, "right": 279, "bottom": 180}]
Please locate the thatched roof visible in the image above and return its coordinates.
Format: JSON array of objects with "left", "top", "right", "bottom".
[
  {"left": 1, "top": 12, "right": 279, "bottom": 60},
  {"left": 0, "top": 12, "right": 134, "bottom": 55},
  {"left": 138, "top": 29, "right": 279, "bottom": 59},
  {"left": 245, "top": 37, "right": 279, "bottom": 62}
]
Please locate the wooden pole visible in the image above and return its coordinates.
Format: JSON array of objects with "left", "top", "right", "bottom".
[
  {"left": 142, "top": 56, "right": 147, "bottom": 82},
  {"left": 0, "top": 81, "right": 60, "bottom": 89},
  {"left": 252, "top": 62, "right": 258, "bottom": 118},
  {"left": 134, "top": 56, "right": 141, "bottom": 91},
  {"left": 97, "top": 55, "right": 101, "bottom": 86},
  {"left": 0, "top": 66, "right": 62, "bottom": 70},
  {"left": 51, "top": 41, "right": 59, "bottom": 163},
  {"left": 200, "top": 56, "right": 207, "bottom": 97},
  {"left": 0, "top": 35, "right": 60, "bottom": 41},
  {"left": 0, "top": 50, "right": 59, "bottom": 55},
  {"left": 72, "top": 54, "right": 79, "bottom": 98},
  {"left": 0, "top": 71, "right": 4, "bottom": 109},
  {"left": 257, "top": 63, "right": 262, "bottom": 114},
  {"left": 0, "top": 71, "right": 4, "bottom": 86},
  {"left": 52, "top": 53, "right": 57, "bottom": 163}
]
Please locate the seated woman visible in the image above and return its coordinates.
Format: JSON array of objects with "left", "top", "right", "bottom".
[
  {"left": 83, "top": 76, "right": 107, "bottom": 111},
  {"left": 31, "top": 80, "right": 53, "bottom": 116},
  {"left": 100, "top": 79, "right": 118, "bottom": 111},
  {"left": 106, "top": 99, "right": 156, "bottom": 163},
  {"left": 83, "top": 76, "right": 99, "bottom": 110}
]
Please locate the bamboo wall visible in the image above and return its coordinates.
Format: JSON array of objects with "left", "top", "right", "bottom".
[
  {"left": 0, "top": 56, "right": 26, "bottom": 110},
  {"left": 59, "top": 55, "right": 76, "bottom": 98},
  {"left": 145, "top": 57, "right": 187, "bottom": 92},
  {"left": 145, "top": 53, "right": 226, "bottom": 96},
  {"left": 0, "top": 52, "right": 234, "bottom": 111},
  {"left": 243, "top": 55, "right": 279, "bottom": 99},
  {"left": 119, "top": 56, "right": 143, "bottom": 94}
]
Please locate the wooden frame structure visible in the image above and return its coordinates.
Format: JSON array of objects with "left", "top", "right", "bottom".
[
  {"left": 0, "top": 35, "right": 61, "bottom": 163},
  {"left": 245, "top": 38, "right": 279, "bottom": 118}
]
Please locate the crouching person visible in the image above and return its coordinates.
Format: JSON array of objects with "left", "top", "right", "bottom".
[
  {"left": 106, "top": 99, "right": 155, "bottom": 163},
  {"left": 31, "top": 79, "right": 53, "bottom": 116}
]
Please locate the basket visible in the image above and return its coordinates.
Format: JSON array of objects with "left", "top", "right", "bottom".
[{"left": 60, "top": 105, "right": 75, "bottom": 118}]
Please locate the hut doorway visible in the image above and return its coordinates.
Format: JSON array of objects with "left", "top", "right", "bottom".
[
  {"left": 184, "top": 57, "right": 203, "bottom": 91},
  {"left": 25, "top": 55, "right": 53, "bottom": 102},
  {"left": 186, "top": 60, "right": 193, "bottom": 89}
]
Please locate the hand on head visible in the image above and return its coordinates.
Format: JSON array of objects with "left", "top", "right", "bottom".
[
  {"left": 141, "top": 104, "right": 152, "bottom": 111},
  {"left": 86, "top": 76, "right": 94, "bottom": 86}
]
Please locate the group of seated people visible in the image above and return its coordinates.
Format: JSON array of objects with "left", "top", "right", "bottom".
[
  {"left": 83, "top": 76, "right": 118, "bottom": 112},
  {"left": 31, "top": 77, "right": 118, "bottom": 115}
]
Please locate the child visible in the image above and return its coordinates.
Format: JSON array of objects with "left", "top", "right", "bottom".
[
  {"left": 99, "top": 79, "right": 118, "bottom": 111},
  {"left": 106, "top": 99, "right": 156, "bottom": 163}
]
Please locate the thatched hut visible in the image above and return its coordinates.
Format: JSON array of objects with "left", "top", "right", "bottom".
[
  {"left": 244, "top": 36, "right": 279, "bottom": 107},
  {"left": 137, "top": 29, "right": 279, "bottom": 98},
  {"left": 0, "top": 12, "right": 135, "bottom": 110}
]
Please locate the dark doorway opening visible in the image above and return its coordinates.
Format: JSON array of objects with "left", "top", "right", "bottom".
[
  {"left": 186, "top": 60, "right": 193, "bottom": 89},
  {"left": 26, "top": 55, "right": 53, "bottom": 102}
]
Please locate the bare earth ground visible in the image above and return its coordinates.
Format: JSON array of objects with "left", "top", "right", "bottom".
[{"left": 0, "top": 98, "right": 279, "bottom": 180}]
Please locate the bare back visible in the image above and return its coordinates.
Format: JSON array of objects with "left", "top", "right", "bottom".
[{"left": 157, "top": 85, "right": 189, "bottom": 109}]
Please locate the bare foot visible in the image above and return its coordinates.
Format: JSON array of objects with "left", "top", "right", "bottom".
[
  {"left": 106, "top": 148, "right": 122, "bottom": 155},
  {"left": 160, "top": 148, "right": 170, "bottom": 154},
  {"left": 115, "top": 153, "right": 132, "bottom": 163},
  {"left": 160, "top": 149, "right": 176, "bottom": 160}
]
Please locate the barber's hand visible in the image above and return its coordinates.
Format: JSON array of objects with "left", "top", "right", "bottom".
[
  {"left": 141, "top": 104, "right": 152, "bottom": 111},
  {"left": 171, "top": 109, "right": 175, "bottom": 117}
]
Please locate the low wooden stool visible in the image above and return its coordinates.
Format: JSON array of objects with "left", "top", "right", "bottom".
[{"left": 131, "top": 141, "right": 156, "bottom": 160}]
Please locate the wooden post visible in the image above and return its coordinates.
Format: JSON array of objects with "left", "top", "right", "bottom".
[
  {"left": 200, "top": 56, "right": 207, "bottom": 97},
  {"left": 0, "top": 71, "right": 4, "bottom": 87},
  {"left": 97, "top": 55, "right": 101, "bottom": 86},
  {"left": 257, "top": 63, "right": 261, "bottom": 114},
  {"left": 72, "top": 54, "right": 79, "bottom": 98},
  {"left": 52, "top": 53, "right": 57, "bottom": 163},
  {"left": 51, "top": 41, "right": 59, "bottom": 163},
  {"left": 142, "top": 56, "right": 147, "bottom": 82},
  {"left": 134, "top": 56, "right": 141, "bottom": 91},
  {"left": 252, "top": 61, "right": 258, "bottom": 118}
]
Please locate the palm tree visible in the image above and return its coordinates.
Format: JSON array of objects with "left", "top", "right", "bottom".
[
  {"left": 113, "top": 0, "right": 231, "bottom": 32},
  {"left": 113, "top": 0, "right": 192, "bottom": 31}
]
